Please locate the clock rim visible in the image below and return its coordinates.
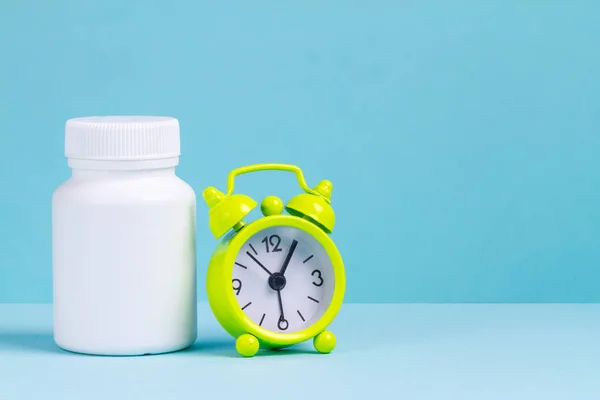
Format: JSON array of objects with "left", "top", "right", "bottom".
[{"left": 207, "top": 214, "right": 346, "bottom": 348}]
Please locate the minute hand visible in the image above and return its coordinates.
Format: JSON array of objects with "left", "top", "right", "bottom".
[
  {"left": 279, "top": 240, "right": 298, "bottom": 276},
  {"left": 247, "top": 252, "right": 273, "bottom": 277}
]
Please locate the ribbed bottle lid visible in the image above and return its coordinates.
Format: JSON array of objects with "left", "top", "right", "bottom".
[{"left": 65, "top": 116, "right": 181, "bottom": 161}]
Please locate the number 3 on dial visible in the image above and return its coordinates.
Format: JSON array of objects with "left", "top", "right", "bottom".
[{"left": 311, "top": 270, "right": 323, "bottom": 287}]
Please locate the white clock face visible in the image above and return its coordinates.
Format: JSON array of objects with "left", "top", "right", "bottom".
[{"left": 231, "top": 225, "right": 335, "bottom": 334}]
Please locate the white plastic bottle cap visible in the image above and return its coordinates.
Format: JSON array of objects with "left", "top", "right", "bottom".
[{"left": 64, "top": 116, "right": 181, "bottom": 169}]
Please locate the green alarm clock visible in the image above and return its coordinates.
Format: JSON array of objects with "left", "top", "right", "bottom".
[{"left": 202, "top": 163, "right": 346, "bottom": 357}]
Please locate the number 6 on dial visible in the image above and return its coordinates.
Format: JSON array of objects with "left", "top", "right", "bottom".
[{"left": 203, "top": 164, "right": 346, "bottom": 357}]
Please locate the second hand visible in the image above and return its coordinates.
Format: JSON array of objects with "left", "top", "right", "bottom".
[{"left": 276, "top": 290, "right": 288, "bottom": 330}]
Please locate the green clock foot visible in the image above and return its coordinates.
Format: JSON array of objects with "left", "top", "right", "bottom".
[
  {"left": 313, "top": 330, "right": 336, "bottom": 354},
  {"left": 236, "top": 333, "right": 260, "bottom": 357}
]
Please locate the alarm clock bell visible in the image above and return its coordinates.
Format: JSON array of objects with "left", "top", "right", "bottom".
[
  {"left": 285, "top": 180, "right": 335, "bottom": 233},
  {"left": 203, "top": 186, "right": 257, "bottom": 239},
  {"left": 203, "top": 179, "right": 335, "bottom": 239}
]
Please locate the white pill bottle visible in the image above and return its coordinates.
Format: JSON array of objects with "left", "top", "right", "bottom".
[{"left": 52, "top": 116, "right": 197, "bottom": 356}]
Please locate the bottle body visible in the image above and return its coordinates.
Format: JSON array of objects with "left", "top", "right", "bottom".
[{"left": 52, "top": 167, "right": 197, "bottom": 355}]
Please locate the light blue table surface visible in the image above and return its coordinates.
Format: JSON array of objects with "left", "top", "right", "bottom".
[{"left": 0, "top": 303, "right": 599, "bottom": 399}]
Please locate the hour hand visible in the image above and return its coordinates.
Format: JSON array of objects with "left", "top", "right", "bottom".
[
  {"left": 279, "top": 240, "right": 298, "bottom": 276},
  {"left": 246, "top": 252, "right": 273, "bottom": 277}
]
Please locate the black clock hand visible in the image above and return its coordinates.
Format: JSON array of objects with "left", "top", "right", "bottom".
[
  {"left": 279, "top": 240, "right": 298, "bottom": 276},
  {"left": 276, "top": 289, "right": 288, "bottom": 330},
  {"left": 246, "top": 252, "right": 273, "bottom": 277},
  {"left": 276, "top": 289, "right": 285, "bottom": 320}
]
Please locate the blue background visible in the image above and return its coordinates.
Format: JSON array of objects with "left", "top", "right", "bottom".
[{"left": 0, "top": 1, "right": 599, "bottom": 303}]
